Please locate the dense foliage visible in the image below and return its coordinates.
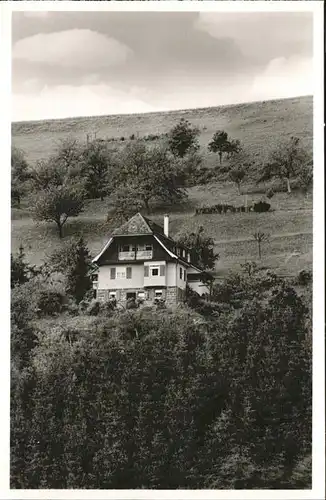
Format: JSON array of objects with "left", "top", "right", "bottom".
[
  {"left": 168, "top": 118, "right": 200, "bottom": 158},
  {"left": 11, "top": 252, "right": 312, "bottom": 489}
]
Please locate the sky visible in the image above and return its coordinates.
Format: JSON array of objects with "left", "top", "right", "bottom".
[{"left": 12, "top": 11, "right": 313, "bottom": 122}]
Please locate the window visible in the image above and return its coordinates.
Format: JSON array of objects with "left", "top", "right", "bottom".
[
  {"left": 138, "top": 291, "right": 145, "bottom": 300},
  {"left": 184, "top": 269, "right": 187, "bottom": 280},
  {"left": 121, "top": 244, "right": 130, "bottom": 253},
  {"left": 177, "top": 248, "right": 181, "bottom": 256},
  {"left": 155, "top": 289, "right": 163, "bottom": 298},
  {"left": 91, "top": 273, "right": 98, "bottom": 282},
  {"left": 93, "top": 289, "right": 97, "bottom": 299},
  {"left": 109, "top": 291, "right": 116, "bottom": 299},
  {"left": 116, "top": 268, "right": 126, "bottom": 279},
  {"left": 179, "top": 267, "right": 183, "bottom": 279},
  {"left": 110, "top": 268, "right": 116, "bottom": 280},
  {"left": 151, "top": 267, "right": 159, "bottom": 276},
  {"left": 127, "top": 292, "right": 136, "bottom": 300},
  {"left": 126, "top": 267, "right": 132, "bottom": 279},
  {"left": 182, "top": 249, "right": 186, "bottom": 258},
  {"left": 145, "top": 244, "right": 153, "bottom": 251}
]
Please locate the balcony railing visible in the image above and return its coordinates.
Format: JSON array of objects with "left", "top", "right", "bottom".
[{"left": 118, "top": 250, "right": 153, "bottom": 261}]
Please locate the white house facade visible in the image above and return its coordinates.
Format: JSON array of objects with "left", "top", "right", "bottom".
[{"left": 91, "top": 213, "right": 212, "bottom": 307}]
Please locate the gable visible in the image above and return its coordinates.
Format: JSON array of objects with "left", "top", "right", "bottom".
[{"left": 112, "top": 213, "right": 154, "bottom": 236}]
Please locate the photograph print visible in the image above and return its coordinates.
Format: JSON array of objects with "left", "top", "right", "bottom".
[{"left": 9, "top": 4, "right": 322, "bottom": 493}]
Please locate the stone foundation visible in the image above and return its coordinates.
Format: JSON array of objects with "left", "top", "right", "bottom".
[{"left": 96, "top": 286, "right": 185, "bottom": 307}]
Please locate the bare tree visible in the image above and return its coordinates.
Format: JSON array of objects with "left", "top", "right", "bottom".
[{"left": 252, "top": 231, "right": 270, "bottom": 259}]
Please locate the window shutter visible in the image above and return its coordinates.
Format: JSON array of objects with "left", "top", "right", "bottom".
[
  {"left": 110, "top": 267, "right": 116, "bottom": 279},
  {"left": 144, "top": 265, "right": 149, "bottom": 277},
  {"left": 126, "top": 267, "right": 132, "bottom": 279},
  {"left": 160, "top": 265, "right": 165, "bottom": 276}
]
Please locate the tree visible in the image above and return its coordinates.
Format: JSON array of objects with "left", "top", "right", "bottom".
[
  {"left": 30, "top": 159, "right": 66, "bottom": 191},
  {"left": 208, "top": 131, "right": 241, "bottom": 166},
  {"left": 168, "top": 118, "right": 200, "bottom": 158},
  {"left": 11, "top": 245, "right": 38, "bottom": 288},
  {"left": 11, "top": 147, "right": 31, "bottom": 207},
  {"left": 225, "top": 139, "right": 241, "bottom": 159},
  {"left": 53, "top": 137, "right": 83, "bottom": 171},
  {"left": 259, "top": 136, "right": 310, "bottom": 194},
  {"left": 109, "top": 185, "right": 146, "bottom": 225},
  {"left": 252, "top": 231, "right": 270, "bottom": 259},
  {"left": 11, "top": 147, "right": 30, "bottom": 182},
  {"left": 229, "top": 167, "right": 246, "bottom": 195},
  {"left": 297, "top": 162, "right": 313, "bottom": 196},
  {"left": 115, "top": 142, "right": 186, "bottom": 211},
  {"left": 33, "top": 185, "right": 84, "bottom": 238},
  {"left": 177, "top": 226, "right": 219, "bottom": 270},
  {"left": 81, "top": 141, "right": 115, "bottom": 200},
  {"left": 48, "top": 237, "right": 92, "bottom": 303}
]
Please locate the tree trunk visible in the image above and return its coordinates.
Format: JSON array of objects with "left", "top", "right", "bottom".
[
  {"left": 237, "top": 183, "right": 241, "bottom": 195},
  {"left": 144, "top": 198, "right": 150, "bottom": 212},
  {"left": 219, "top": 151, "right": 222, "bottom": 165},
  {"left": 258, "top": 241, "right": 261, "bottom": 259},
  {"left": 286, "top": 177, "right": 291, "bottom": 193},
  {"left": 56, "top": 221, "right": 63, "bottom": 238}
]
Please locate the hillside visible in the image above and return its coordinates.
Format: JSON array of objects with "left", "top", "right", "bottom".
[
  {"left": 11, "top": 95, "right": 313, "bottom": 276},
  {"left": 12, "top": 95, "right": 313, "bottom": 166}
]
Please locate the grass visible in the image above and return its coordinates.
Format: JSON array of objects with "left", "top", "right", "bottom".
[
  {"left": 11, "top": 96, "right": 313, "bottom": 276},
  {"left": 12, "top": 95, "right": 312, "bottom": 166},
  {"left": 11, "top": 181, "right": 312, "bottom": 275}
]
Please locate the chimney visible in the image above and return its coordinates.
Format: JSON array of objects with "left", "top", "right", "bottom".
[{"left": 164, "top": 214, "right": 169, "bottom": 238}]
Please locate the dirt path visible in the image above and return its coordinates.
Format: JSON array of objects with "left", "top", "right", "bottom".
[{"left": 214, "top": 230, "right": 312, "bottom": 245}]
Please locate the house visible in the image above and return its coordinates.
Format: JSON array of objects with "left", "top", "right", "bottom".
[{"left": 91, "top": 213, "right": 213, "bottom": 307}]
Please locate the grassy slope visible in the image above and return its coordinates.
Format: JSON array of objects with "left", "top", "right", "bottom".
[
  {"left": 11, "top": 96, "right": 313, "bottom": 275},
  {"left": 12, "top": 95, "right": 312, "bottom": 166}
]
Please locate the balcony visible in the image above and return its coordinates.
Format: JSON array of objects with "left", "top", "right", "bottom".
[
  {"left": 118, "top": 250, "right": 153, "bottom": 261},
  {"left": 143, "top": 275, "right": 166, "bottom": 287}
]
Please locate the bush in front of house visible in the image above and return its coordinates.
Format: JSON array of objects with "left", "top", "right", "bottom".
[
  {"left": 86, "top": 300, "right": 101, "bottom": 316},
  {"left": 37, "top": 290, "right": 64, "bottom": 316}
]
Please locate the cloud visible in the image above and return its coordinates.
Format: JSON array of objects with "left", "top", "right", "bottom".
[
  {"left": 250, "top": 56, "right": 313, "bottom": 101},
  {"left": 195, "top": 12, "right": 312, "bottom": 63},
  {"left": 12, "top": 29, "right": 132, "bottom": 69},
  {"left": 12, "top": 84, "right": 156, "bottom": 122}
]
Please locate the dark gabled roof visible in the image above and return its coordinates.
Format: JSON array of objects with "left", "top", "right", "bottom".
[
  {"left": 112, "top": 213, "right": 165, "bottom": 236},
  {"left": 93, "top": 213, "right": 211, "bottom": 275}
]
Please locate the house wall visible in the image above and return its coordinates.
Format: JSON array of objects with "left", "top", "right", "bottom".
[
  {"left": 177, "top": 263, "right": 187, "bottom": 290},
  {"left": 98, "top": 263, "right": 144, "bottom": 289}
]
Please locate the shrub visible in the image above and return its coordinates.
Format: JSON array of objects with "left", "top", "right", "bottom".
[
  {"left": 86, "top": 300, "right": 101, "bottom": 316},
  {"left": 297, "top": 269, "right": 313, "bottom": 286},
  {"left": 37, "top": 290, "right": 64, "bottom": 316},
  {"left": 126, "top": 298, "right": 138, "bottom": 309},
  {"left": 265, "top": 188, "right": 275, "bottom": 199},
  {"left": 253, "top": 201, "right": 271, "bottom": 212}
]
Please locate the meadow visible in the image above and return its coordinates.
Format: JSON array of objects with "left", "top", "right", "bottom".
[
  {"left": 11, "top": 95, "right": 313, "bottom": 276},
  {"left": 12, "top": 95, "right": 312, "bottom": 166}
]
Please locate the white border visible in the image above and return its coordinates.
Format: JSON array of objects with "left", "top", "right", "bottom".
[{"left": 1, "top": 2, "right": 324, "bottom": 499}]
